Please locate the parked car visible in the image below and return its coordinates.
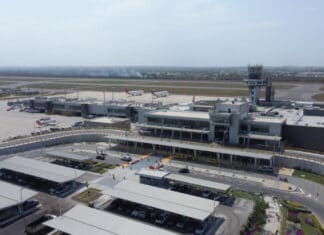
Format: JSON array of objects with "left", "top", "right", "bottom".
[
  {"left": 146, "top": 207, "right": 158, "bottom": 219},
  {"left": 72, "top": 121, "right": 84, "bottom": 128},
  {"left": 178, "top": 168, "right": 190, "bottom": 173},
  {"left": 169, "top": 184, "right": 179, "bottom": 191},
  {"left": 22, "top": 199, "right": 40, "bottom": 211},
  {"left": 257, "top": 165, "right": 273, "bottom": 173},
  {"left": 49, "top": 183, "right": 74, "bottom": 197},
  {"left": 279, "top": 176, "right": 288, "bottom": 182},
  {"left": 195, "top": 223, "right": 208, "bottom": 235},
  {"left": 96, "top": 155, "right": 106, "bottom": 160},
  {"left": 50, "top": 127, "right": 60, "bottom": 132},
  {"left": 155, "top": 212, "right": 170, "bottom": 224},
  {"left": 176, "top": 217, "right": 188, "bottom": 229},
  {"left": 201, "top": 191, "right": 211, "bottom": 198},
  {"left": 131, "top": 208, "right": 146, "bottom": 219},
  {"left": 120, "top": 155, "right": 132, "bottom": 162}
]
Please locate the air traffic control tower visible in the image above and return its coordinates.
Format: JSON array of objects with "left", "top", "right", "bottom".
[{"left": 244, "top": 65, "right": 269, "bottom": 105}]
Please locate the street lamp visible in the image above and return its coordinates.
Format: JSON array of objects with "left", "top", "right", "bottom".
[{"left": 112, "top": 87, "right": 115, "bottom": 101}]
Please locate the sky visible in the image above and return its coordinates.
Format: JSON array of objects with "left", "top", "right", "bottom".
[{"left": 0, "top": 0, "right": 324, "bottom": 67}]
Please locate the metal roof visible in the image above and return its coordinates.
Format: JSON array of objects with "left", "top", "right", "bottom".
[
  {"left": 86, "top": 117, "right": 128, "bottom": 124},
  {"left": 44, "top": 205, "right": 176, "bottom": 235},
  {"left": 106, "top": 135, "right": 273, "bottom": 160},
  {"left": 135, "top": 169, "right": 170, "bottom": 179},
  {"left": 147, "top": 110, "right": 210, "bottom": 121},
  {"left": 0, "top": 181, "right": 37, "bottom": 210},
  {"left": 0, "top": 156, "right": 85, "bottom": 184},
  {"left": 247, "top": 116, "right": 286, "bottom": 124},
  {"left": 165, "top": 174, "right": 231, "bottom": 193},
  {"left": 239, "top": 133, "right": 282, "bottom": 141},
  {"left": 137, "top": 124, "right": 210, "bottom": 134},
  {"left": 103, "top": 180, "right": 217, "bottom": 221},
  {"left": 46, "top": 151, "right": 92, "bottom": 162}
]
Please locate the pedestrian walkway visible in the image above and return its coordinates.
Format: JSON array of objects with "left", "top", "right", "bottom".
[
  {"left": 263, "top": 196, "right": 281, "bottom": 234},
  {"left": 140, "top": 152, "right": 152, "bottom": 160}
]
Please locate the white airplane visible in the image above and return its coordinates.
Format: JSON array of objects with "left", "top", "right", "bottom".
[
  {"left": 125, "top": 88, "right": 144, "bottom": 96},
  {"left": 151, "top": 89, "right": 170, "bottom": 98}
]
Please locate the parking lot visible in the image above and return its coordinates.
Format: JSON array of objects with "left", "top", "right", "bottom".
[
  {"left": 44, "top": 142, "right": 146, "bottom": 172},
  {"left": 0, "top": 200, "right": 40, "bottom": 228},
  {"left": 105, "top": 198, "right": 223, "bottom": 235},
  {"left": 168, "top": 183, "right": 235, "bottom": 207},
  {"left": 0, "top": 169, "right": 84, "bottom": 198},
  {"left": 0, "top": 192, "right": 76, "bottom": 235}
]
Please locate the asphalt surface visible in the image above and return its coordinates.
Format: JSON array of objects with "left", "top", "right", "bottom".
[
  {"left": 275, "top": 83, "right": 322, "bottom": 101},
  {"left": 214, "top": 199, "right": 253, "bottom": 235}
]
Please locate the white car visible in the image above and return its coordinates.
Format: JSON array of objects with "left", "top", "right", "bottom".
[{"left": 121, "top": 155, "right": 132, "bottom": 162}]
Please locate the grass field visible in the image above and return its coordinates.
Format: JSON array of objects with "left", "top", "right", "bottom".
[
  {"left": 231, "top": 189, "right": 262, "bottom": 201},
  {"left": 0, "top": 75, "right": 298, "bottom": 98},
  {"left": 26, "top": 83, "right": 250, "bottom": 96},
  {"left": 0, "top": 76, "right": 296, "bottom": 89},
  {"left": 72, "top": 188, "right": 102, "bottom": 204},
  {"left": 0, "top": 75, "right": 297, "bottom": 97},
  {"left": 293, "top": 169, "right": 324, "bottom": 185},
  {"left": 0, "top": 81, "right": 13, "bottom": 85},
  {"left": 312, "top": 93, "right": 324, "bottom": 101},
  {"left": 90, "top": 162, "right": 116, "bottom": 174},
  {"left": 0, "top": 91, "right": 64, "bottom": 101}
]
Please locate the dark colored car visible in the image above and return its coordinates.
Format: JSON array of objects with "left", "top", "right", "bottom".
[{"left": 178, "top": 168, "right": 190, "bottom": 173}]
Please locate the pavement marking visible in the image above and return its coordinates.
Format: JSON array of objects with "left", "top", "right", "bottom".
[
  {"left": 121, "top": 163, "right": 129, "bottom": 168},
  {"left": 160, "top": 154, "right": 176, "bottom": 164},
  {"left": 120, "top": 153, "right": 152, "bottom": 168},
  {"left": 278, "top": 167, "right": 295, "bottom": 176},
  {"left": 140, "top": 152, "right": 152, "bottom": 160}
]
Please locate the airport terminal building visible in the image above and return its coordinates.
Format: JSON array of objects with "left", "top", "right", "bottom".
[{"left": 138, "top": 100, "right": 285, "bottom": 150}]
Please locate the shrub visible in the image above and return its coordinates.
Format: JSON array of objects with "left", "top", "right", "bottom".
[
  {"left": 241, "top": 198, "right": 268, "bottom": 233},
  {"left": 311, "top": 214, "right": 324, "bottom": 234},
  {"left": 287, "top": 210, "right": 300, "bottom": 223},
  {"left": 305, "top": 217, "right": 314, "bottom": 226}
]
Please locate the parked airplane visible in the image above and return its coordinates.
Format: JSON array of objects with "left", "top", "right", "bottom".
[
  {"left": 151, "top": 89, "right": 170, "bottom": 98},
  {"left": 125, "top": 88, "right": 144, "bottom": 96}
]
